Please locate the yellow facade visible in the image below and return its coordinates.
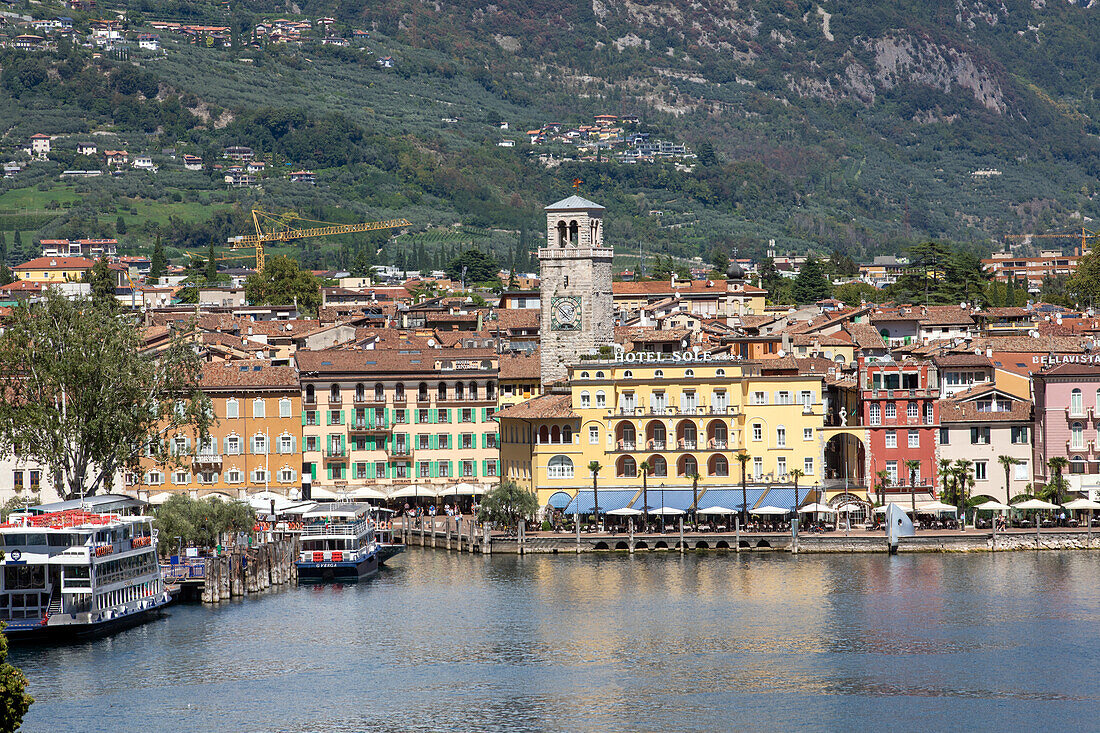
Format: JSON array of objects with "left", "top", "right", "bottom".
[{"left": 498, "top": 357, "right": 828, "bottom": 508}]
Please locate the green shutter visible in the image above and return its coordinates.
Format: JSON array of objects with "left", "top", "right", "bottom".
[
  {"left": 430, "top": 409, "right": 437, "bottom": 423},
  {"left": 471, "top": 461, "right": 478, "bottom": 478},
  {"left": 301, "top": 411, "right": 307, "bottom": 426},
  {"left": 447, "top": 461, "right": 453, "bottom": 478},
  {"left": 430, "top": 461, "right": 437, "bottom": 478},
  {"left": 326, "top": 465, "right": 332, "bottom": 480},
  {"left": 414, "top": 410, "right": 420, "bottom": 424},
  {"left": 340, "top": 410, "right": 345, "bottom": 425},
  {"left": 310, "top": 463, "right": 317, "bottom": 480}
]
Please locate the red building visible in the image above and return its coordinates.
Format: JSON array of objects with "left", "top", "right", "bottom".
[{"left": 859, "top": 358, "right": 940, "bottom": 501}]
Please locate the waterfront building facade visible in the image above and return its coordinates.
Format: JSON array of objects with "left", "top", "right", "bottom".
[
  {"left": 498, "top": 354, "right": 829, "bottom": 510},
  {"left": 938, "top": 386, "right": 1033, "bottom": 502},
  {"left": 296, "top": 349, "right": 501, "bottom": 498},
  {"left": 1033, "top": 363, "right": 1100, "bottom": 499},
  {"left": 131, "top": 363, "right": 303, "bottom": 500}
]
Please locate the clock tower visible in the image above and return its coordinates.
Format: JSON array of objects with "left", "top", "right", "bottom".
[{"left": 539, "top": 195, "right": 614, "bottom": 386}]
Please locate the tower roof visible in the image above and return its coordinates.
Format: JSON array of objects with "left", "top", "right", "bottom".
[{"left": 544, "top": 195, "right": 605, "bottom": 212}]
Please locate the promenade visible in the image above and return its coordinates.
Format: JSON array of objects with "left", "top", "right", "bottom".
[{"left": 394, "top": 517, "right": 1100, "bottom": 555}]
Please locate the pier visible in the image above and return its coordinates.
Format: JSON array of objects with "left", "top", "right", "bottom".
[
  {"left": 160, "top": 537, "right": 299, "bottom": 603},
  {"left": 395, "top": 518, "right": 1100, "bottom": 555}
]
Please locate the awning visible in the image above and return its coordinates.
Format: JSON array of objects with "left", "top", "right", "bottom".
[
  {"left": 147, "top": 492, "right": 174, "bottom": 506},
  {"left": 607, "top": 507, "right": 642, "bottom": 516},
  {"left": 696, "top": 488, "right": 767, "bottom": 511},
  {"left": 1012, "top": 498, "right": 1059, "bottom": 511},
  {"left": 546, "top": 491, "right": 573, "bottom": 509},
  {"left": 916, "top": 501, "right": 959, "bottom": 513},
  {"left": 759, "top": 487, "right": 814, "bottom": 511},
  {"left": 387, "top": 484, "right": 434, "bottom": 499},
  {"left": 347, "top": 486, "right": 388, "bottom": 501},
  {"left": 445, "top": 482, "right": 481, "bottom": 496},
  {"left": 1063, "top": 498, "right": 1100, "bottom": 511},
  {"left": 565, "top": 489, "right": 637, "bottom": 515},
  {"left": 631, "top": 488, "right": 697, "bottom": 512},
  {"left": 751, "top": 505, "right": 788, "bottom": 515},
  {"left": 697, "top": 506, "right": 736, "bottom": 515}
]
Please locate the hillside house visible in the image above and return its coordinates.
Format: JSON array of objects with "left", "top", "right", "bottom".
[
  {"left": 223, "top": 146, "right": 254, "bottom": 161},
  {"left": 183, "top": 154, "right": 203, "bottom": 171},
  {"left": 13, "top": 35, "right": 45, "bottom": 50},
  {"left": 104, "top": 150, "right": 129, "bottom": 167},
  {"left": 289, "top": 170, "right": 315, "bottom": 184},
  {"left": 76, "top": 142, "right": 97, "bottom": 156},
  {"left": 138, "top": 34, "right": 160, "bottom": 50},
  {"left": 377, "top": 56, "right": 395, "bottom": 68},
  {"left": 132, "top": 156, "right": 155, "bottom": 171},
  {"left": 29, "top": 134, "right": 50, "bottom": 157}
]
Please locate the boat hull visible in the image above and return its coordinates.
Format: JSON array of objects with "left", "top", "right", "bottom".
[
  {"left": 297, "top": 550, "right": 379, "bottom": 583},
  {"left": 376, "top": 543, "right": 405, "bottom": 565},
  {"left": 3, "top": 593, "right": 174, "bottom": 644}
]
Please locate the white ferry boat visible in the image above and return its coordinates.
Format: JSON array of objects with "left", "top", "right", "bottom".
[
  {"left": 0, "top": 509, "right": 171, "bottom": 641},
  {"left": 296, "top": 503, "right": 402, "bottom": 582}
]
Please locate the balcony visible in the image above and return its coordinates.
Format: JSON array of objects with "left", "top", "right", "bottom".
[
  {"left": 387, "top": 443, "right": 412, "bottom": 458},
  {"left": 192, "top": 452, "right": 222, "bottom": 467},
  {"left": 353, "top": 394, "right": 385, "bottom": 406},
  {"left": 647, "top": 439, "right": 667, "bottom": 451},
  {"left": 1066, "top": 406, "right": 1091, "bottom": 420},
  {"left": 677, "top": 439, "right": 698, "bottom": 450},
  {"left": 323, "top": 446, "right": 346, "bottom": 460},
  {"left": 709, "top": 439, "right": 728, "bottom": 450},
  {"left": 349, "top": 419, "right": 390, "bottom": 433},
  {"left": 327, "top": 396, "right": 343, "bottom": 406},
  {"left": 709, "top": 404, "right": 738, "bottom": 415},
  {"left": 616, "top": 440, "right": 636, "bottom": 451}
]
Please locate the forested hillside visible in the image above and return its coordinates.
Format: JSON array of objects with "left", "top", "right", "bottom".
[{"left": 2, "top": 0, "right": 1099, "bottom": 271}]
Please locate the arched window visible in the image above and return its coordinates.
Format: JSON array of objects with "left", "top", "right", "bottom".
[
  {"left": 685, "top": 369, "right": 694, "bottom": 378},
  {"left": 395, "top": 383, "right": 405, "bottom": 401},
  {"left": 648, "top": 421, "right": 666, "bottom": 449},
  {"left": 548, "top": 455, "right": 574, "bottom": 479},
  {"left": 468, "top": 382, "right": 478, "bottom": 400},
  {"left": 655, "top": 370, "right": 664, "bottom": 378},
  {"left": 678, "top": 455, "right": 698, "bottom": 478},
  {"left": 329, "top": 384, "right": 340, "bottom": 403},
  {"left": 486, "top": 383, "right": 496, "bottom": 400},
  {"left": 580, "top": 372, "right": 590, "bottom": 379},
  {"left": 869, "top": 404, "right": 881, "bottom": 425},
  {"left": 374, "top": 383, "right": 385, "bottom": 402},
  {"left": 418, "top": 382, "right": 428, "bottom": 401},
  {"left": 562, "top": 425, "right": 572, "bottom": 444},
  {"left": 650, "top": 455, "right": 667, "bottom": 477},
  {"left": 1072, "top": 422, "right": 1085, "bottom": 450},
  {"left": 623, "top": 370, "right": 633, "bottom": 378},
  {"left": 618, "top": 422, "right": 636, "bottom": 449},
  {"left": 580, "top": 391, "right": 591, "bottom": 408},
  {"left": 355, "top": 383, "right": 366, "bottom": 402},
  {"left": 1071, "top": 388, "right": 1084, "bottom": 416},
  {"left": 595, "top": 371, "right": 605, "bottom": 378},
  {"left": 595, "top": 390, "right": 606, "bottom": 407},
  {"left": 716, "top": 368, "right": 726, "bottom": 377},
  {"left": 709, "top": 455, "right": 729, "bottom": 477},
  {"left": 538, "top": 426, "right": 549, "bottom": 444},
  {"left": 557, "top": 220, "right": 567, "bottom": 247},
  {"left": 551, "top": 425, "right": 561, "bottom": 443},
  {"left": 305, "top": 384, "right": 315, "bottom": 404},
  {"left": 438, "top": 382, "right": 447, "bottom": 400},
  {"left": 455, "top": 383, "right": 465, "bottom": 400},
  {"left": 617, "top": 455, "right": 637, "bottom": 478},
  {"left": 569, "top": 219, "right": 579, "bottom": 245}
]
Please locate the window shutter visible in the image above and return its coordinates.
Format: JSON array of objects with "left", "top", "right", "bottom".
[
  {"left": 447, "top": 461, "right": 453, "bottom": 477},
  {"left": 309, "top": 463, "right": 317, "bottom": 480},
  {"left": 471, "top": 461, "right": 478, "bottom": 477},
  {"left": 413, "top": 410, "right": 419, "bottom": 424},
  {"left": 223, "top": 436, "right": 230, "bottom": 454},
  {"left": 430, "top": 409, "right": 437, "bottom": 423},
  {"left": 290, "top": 436, "right": 297, "bottom": 454},
  {"left": 326, "top": 465, "right": 332, "bottom": 480}
]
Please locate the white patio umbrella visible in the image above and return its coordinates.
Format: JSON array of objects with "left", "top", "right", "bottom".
[
  {"left": 697, "top": 506, "right": 736, "bottom": 515},
  {"left": 202, "top": 492, "right": 234, "bottom": 502},
  {"left": 347, "top": 486, "right": 388, "bottom": 501},
  {"left": 873, "top": 504, "right": 914, "bottom": 514},
  {"left": 650, "top": 506, "right": 685, "bottom": 516},
  {"left": 1012, "top": 498, "right": 1060, "bottom": 511},
  {"left": 1063, "top": 498, "right": 1100, "bottom": 511},
  {"left": 974, "top": 500, "right": 1012, "bottom": 512},
  {"left": 751, "top": 505, "right": 789, "bottom": 515},
  {"left": 448, "top": 482, "right": 480, "bottom": 496},
  {"left": 607, "top": 507, "right": 643, "bottom": 516},
  {"left": 308, "top": 487, "right": 341, "bottom": 500},
  {"left": 146, "top": 492, "right": 173, "bottom": 506},
  {"left": 799, "top": 503, "right": 835, "bottom": 514},
  {"left": 387, "top": 484, "right": 435, "bottom": 499},
  {"left": 917, "top": 501, "right": 959, "bottom": 513},
  {"left": 836, "top": 503, "right": 868, "bottom": 513}
]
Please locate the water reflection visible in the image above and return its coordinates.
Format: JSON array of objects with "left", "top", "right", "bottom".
[{"left": 13, "top": 549, "right": 1100, "bottom": 732}]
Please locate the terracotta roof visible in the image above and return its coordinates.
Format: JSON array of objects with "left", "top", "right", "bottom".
[
  {"left": 199, "top": 362, "right": 299, "bottom": 390},
  {"left": 493, "top": 393, "right": 575, "bottom": 420},
  {"left": 939, "top": 396, "right": 1032, "bottom": 423},
  {"left": 613, "top": 279, "right": 733, "bottom": 296},
  {"left": 1037, "top": 363, "right": 1100, "bottom": 378},
  {"left": 14, "top": 256, "right": 94, "bottom": 270},
  {"left": 491, "top": 309, "right": 540, "bottom": 330},
  {"left": 499, "top": 350, "right": 540, "bottom": 380},
  {"left": 296, "top": 347, "right": 498, "bottom": 375},
  {"left": 933, "top": 353, "right": 993, "bottom": 368},
  {"left": 842, "top": 323, "right": 887, "bottom": 350}
]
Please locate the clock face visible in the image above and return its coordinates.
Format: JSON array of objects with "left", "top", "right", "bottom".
[{"left": 551, "top": 296, "right": 581, "bottom": 331}]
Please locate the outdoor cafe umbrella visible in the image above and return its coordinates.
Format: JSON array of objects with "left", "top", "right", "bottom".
[
  {"left": 751, "top": 506, "right": 789, "bottom": 515},
  {"left": 650, "top": 507, "right": 685, "bottom": 516},
  {"left": 974, "top": 500, "right": 1012, "bottom": 512},
  {"left": 347, "top": 486, "right": 388, "bottom": 501},
  {"left": 799, "top": 503, "right": 835, "bottom": 514},
  {"left": 1012, "top": 498, "right": 1060, "bottom": 511},
  {"left": 917, "top": 501, "right": 959, "bottom": 514},
  {"left": 607, "top": 507, "right": 643, "bottom": 516},
  {"left": 873, "top": 504, "right": 913, "bottom": 514},
  {"left": 697, "top": 506, "right": 736, "bottom": 515},
  {"left": 1062, "top": 498, "right": 1100, "bottom": 511}
]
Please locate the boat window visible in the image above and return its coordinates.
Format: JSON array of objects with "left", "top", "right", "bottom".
[{"left": 25, "top": 534, "right": 46, "bottom": 546}]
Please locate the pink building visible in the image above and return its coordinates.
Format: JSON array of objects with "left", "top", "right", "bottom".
[{"left": 1032, "top": 362, "right": 1100, "bottom": 497}]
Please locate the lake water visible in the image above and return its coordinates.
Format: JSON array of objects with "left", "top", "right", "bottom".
[{"left": 13, "top": 549, "right": 1100, "bottom": 732}]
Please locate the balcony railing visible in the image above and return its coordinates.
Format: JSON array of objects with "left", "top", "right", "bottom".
[
  {"left": 617, "top": 440, "right": 636, "bottom": 451},
  {"left": 353, "top": 395, "right": 385, "bottom": 405},
  {"left": 709, "top": 439, "right": 728, "bottom": 450},
  {"left": 647, "top": 439, "right": 666, "bottom": 451},
  {"left": 678, "top": 439, "right": 697, "bottom": 450},
  {"left": 192, "top": 452, "right": 222, "bottom": 467},
  {"left": 349, "top": 420, "right": 389, "bottom": 433},
  {"left": 323, "top": 447, "right": 346, "bottom": 459},
  {"left": 387, "top": 443, "right": 412, "bottom": 457}
]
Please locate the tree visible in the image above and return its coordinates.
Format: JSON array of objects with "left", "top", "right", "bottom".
[
  {"left": 998, "top": 455, "right": 1021, "bottom": 503},
  {"left": 951, "top": 459, "right": 974, "bottom": 513},
  {"left": 1068, "top": 248, "right": 1100, "bottom": 306},
  {"left": 154, "top": 495, "right": 256, "bottom": 550},
  {"left": 11, "top": 231, "right": 22, "bottom": 264},
  {"left": 205, "top": 242, "right": 218, "bottom": 281},
  {"left": 245, "top": 256, "right": 322, "bottom": 315},
  {"left": 695, "top": 140, "right": 717, "bottom": 166},
  {"left": 828, "top": 249, "right": 857, "bottom": 276},
  {"left": 0, "top": 622, "right": 32, "bottom": 731},
  {"left": 791, "top": 256, "right": 831, "bottom": 304},
  {"left": 84, "top": 258, "right": 117, "bottom": 311},
  {"left": 905, "top": 458, "right": 922, "bottom": 516},
  {"left": 476, "top": 480, "right": 538, "bottom": 530},
  {"left": 149, "top": 233, "right": 166, "bottom": 283},
  {"left": 789, "top": 468, "right": 805, "bottom": 518},
  {"left": 0, "top": 265, "right": 13, "bottom": 287},
  {"left": 1043, "top": 456, "right": 1069, "bottom": 505},
  {"left": 874, "top": 470, "right": 891, "bottom": 506},
  {"left": 833, "top": 281, "right": 878, "bottom": 306},
  {"left": 0, "top": 292, "right": 212, "bottom": 500},
  {"left": 588, "top": 460, "right": 602, "bottom": 531},
  {"left": 115, "top": 215, "right": 127, "bottom": 235},
  {"left": 736, "top": 451, "right": 751, "bottom": 525},
  {"left": 689, "top": 470, "right": 700, "bottom": 530},
  {"left": 445, "top": 248, "right": 499, "bottom": 285},
  {"left": 709, "top": 246, "right": 729, "bottom": 277}
]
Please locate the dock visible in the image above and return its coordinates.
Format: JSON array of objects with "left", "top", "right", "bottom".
[
  {"left": 396, "top": 518, "right": 1100, "bottom": 555},
  {"left": 160, "top": 537, "right": 299, "bottom": 603}
]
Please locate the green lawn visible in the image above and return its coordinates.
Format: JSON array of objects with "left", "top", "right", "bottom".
[{"left": 0, "top": 185, "right": 82, "bottom": 212}]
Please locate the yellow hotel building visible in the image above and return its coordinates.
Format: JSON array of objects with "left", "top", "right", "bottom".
[{"left": 496, "top": 352, "right": 830, "bottom": 513}]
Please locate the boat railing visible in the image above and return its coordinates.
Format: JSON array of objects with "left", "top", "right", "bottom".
[{"left": 300, "top": 520, "right": 371, "bottom": 537}]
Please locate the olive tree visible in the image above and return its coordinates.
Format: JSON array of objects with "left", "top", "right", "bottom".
[
  {"left": 476, "top": 481, "right": 539, "bottom": 530},
  {"left": 0, "top": 292, "right": 212, "bottom": 500}
]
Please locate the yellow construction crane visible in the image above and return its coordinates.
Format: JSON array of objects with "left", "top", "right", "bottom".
[
  {"left": 228, "top": 209, "right": 412, "bottom": 271},
  {"left": 1003, "top": 226, "right": 1100, "bottom": 255}
]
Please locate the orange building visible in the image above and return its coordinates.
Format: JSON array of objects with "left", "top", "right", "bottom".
[{"left": 129, "top": 363, "right": 303, "bottom": 501}]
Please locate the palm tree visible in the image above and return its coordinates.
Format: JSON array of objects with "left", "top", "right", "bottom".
[
  {"left": 790, "top": 468, "right": 805, "bottom": 519},
  {"left": 689, "top": 470, "right": 700, "bottom": 530},
  {"left": 998, "top": 455, "right": 1020, "bottom": 503},
  {"left": 1045, "top": 456, "right": 1069, "bottom": 505},
  {"left": 937, "top": 458, "right": 953, "bottom": 502},
  {"left": 588, "top": 461, "right": 602, "bottom": 531},
  {"left": 639, "top": 459, "right": 650, "bottom": 530},
  {"left": 904, "top": 459, "right": 922, "bottom": 516},
  {"left": 952, "top": 459, "right": 974, "bottom": 512},
  {"left": 735, "top": 451, "right": 751, "bottom": 525},
  {"left": 874, "top": 470, "right": 891, "bottom": 507}
]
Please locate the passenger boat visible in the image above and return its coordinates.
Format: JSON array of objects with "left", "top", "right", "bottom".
[
  {"left": 0, "top": 509, "right": 172, "bottom": 642},
  {"left": 296, "top": 503, "right": 402, "bottom": 583}
]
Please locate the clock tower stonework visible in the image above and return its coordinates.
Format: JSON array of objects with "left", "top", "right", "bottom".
[{"left": 539, "top": 195, "right": 614, "bottom": 386}]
